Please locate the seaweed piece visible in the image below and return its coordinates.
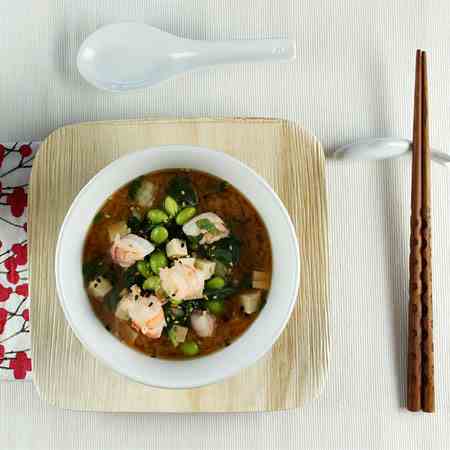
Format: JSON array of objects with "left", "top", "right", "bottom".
[
  {"left": 128, "top": 177, "right": 142, "bottom": 200},
  {"left": 204, "top": 286, "right": 237, "bottom": 301},
  {"left": 127, "top": 215, "right": 141, "bottom": 234},
  {"left": 167, "top": 176, "right": 198, "bottom": 207},
  {"left": 123, "top": 264, "right": 144, "bottom": 288},
  {"left": 104, "top": 286, "right": 121, "bottom": 311},
  {"left": 206, "top": 235, "right": 241, "bottom": 266},
  {"left": 93, "top": 211, "right": 103, "bottom": 224},
  {"left": 82, "top": 258, "right": 113, "bottom": 282}
]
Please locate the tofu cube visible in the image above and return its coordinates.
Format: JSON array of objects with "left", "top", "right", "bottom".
[
  {"left": 252, "top": 271, "right": 271, "bottom": 290},
  {"left": 166, "top": 238, "right": 188, "bottom": 259},
  {"left": 239, "top": 289, "right": 262, "bottom": 314},
  {"left": 87, "top": 276, "right": 112, "bottom": 299},
  {"left": 115, "top": 295, "right": 134, "bottom": 321},
  {"left": 107, "top": 221, "right": 130, "bottom": 242},
  {"left": 194, "top": 259, "right": 216, "bottom": 280}
]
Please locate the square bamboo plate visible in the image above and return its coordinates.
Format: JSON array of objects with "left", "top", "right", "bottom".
[{"left": 29, "top": 117, "right": 329, "bottom": 412}]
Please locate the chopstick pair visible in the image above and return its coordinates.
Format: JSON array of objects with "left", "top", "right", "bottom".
[{"left": 406, "top": 49, "right": 434, "bottom": 413}]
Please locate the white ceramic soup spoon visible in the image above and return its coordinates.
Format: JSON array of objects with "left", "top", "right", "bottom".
[
  {"left": 77, "top": 22, "right": 296, "bottom": 92},
  {"left": 333, "top": 138, "right": 450, "bottom": 167}
]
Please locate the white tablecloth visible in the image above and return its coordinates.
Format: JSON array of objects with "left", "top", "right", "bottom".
[{"left": 1, "top": 1, "right": 450, "bottom": 449}]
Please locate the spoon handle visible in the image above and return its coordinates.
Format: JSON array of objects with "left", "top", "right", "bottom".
[{"left": 191, "top": 39, "right": 296, "bottom": 66}]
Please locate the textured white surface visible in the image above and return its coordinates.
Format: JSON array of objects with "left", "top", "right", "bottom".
[{"left": 1, "top": 0, "right": 450, "bottom": 449}]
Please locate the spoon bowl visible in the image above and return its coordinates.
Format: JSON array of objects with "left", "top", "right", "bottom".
[{"left": 77, "top": 23, "right": 296, "bottom": 91}]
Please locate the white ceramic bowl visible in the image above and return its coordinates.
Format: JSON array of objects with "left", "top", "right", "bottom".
[{"left": 55, "top": 145, "right": 300, "bottom": 389}]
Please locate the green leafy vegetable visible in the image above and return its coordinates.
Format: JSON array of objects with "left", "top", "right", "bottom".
[
  {"left": 82, "top": 259, "right": 113, "bottom": 282},
  {"left": 167, "top": 176, "right": 198, "bottom": 207},
  {"left": 127, "top": 215, "right": 141, "bottom": 234},
  {"left": 204, "top": 286, "right": 237, "bottom": 301},
  {"left": 123, "top": 265, "right": 143, "bottom": 288},
  {"left": 128, "top": 177, "right": 142, "bottom": 200},
  {"left": 196, "top": 218, "right": 220, "bottom": 235},
  {"left": 207, "top": 236, "right": 241, "bottom": 266},
  {"left": 182, "top": 299, "right": 206, "bottom": 316},
  {"left": 93, "top": 212, "right": 103, "bottom": 224},
  {"left": 104, "top": 286, "right": 121, "bottom": 311}
]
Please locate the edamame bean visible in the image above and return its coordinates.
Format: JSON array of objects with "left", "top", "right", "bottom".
[
  {"left": 164, "top": 196, "right": 179, "bottom": 217},
  {"left": 137, "top": 261, "right": 152, "bottom": 278},
  {"left": 150, "top": 251, "right": 168, "bottom": 274},
  {"left": 207, "top": 299, "right": 225, "bottom": 316},
  {"left": 147, "top": 209, "right": 168, "bottom": 224},
  {"left": 143, "top": 275, "right": 160, "bottom": 291},
  {"left": 180, "top": 341, "right": 199, "bottom": 356},
  {"left": 206, "top": 276, "right": 225, "bottom": 290},
  {"left": 175, "top": 207, "right": 196, "bottom": 225},
  {"left": 150, "top": 226, "right": 169, "bottom": 244}
]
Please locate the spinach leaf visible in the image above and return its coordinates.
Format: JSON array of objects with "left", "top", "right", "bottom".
[
  {"left": 204, "top": 286, "right": 237, "bottom": 301},
  {"left": 105, "top": 286, "right": 121, "bottom": 312},
  {"left": 167, "top": 176, "right": 198, "bottom": 207},
  {"left": 82, "top": 259, "right": 108, "bottom": 282},
  {"left": 128, "top": 177, "right": 142, "bottom": 200},
  {"left": 93, "top": 212, "right": 103, "bottom": 224},
  {"left": 123, "top": 264, "right": 144, "bottom": 288},
  {"left": 182, "top": 299, "right": 206, "bottom": 316},
  {"left": 127, "top": 215, "right": 141, "bottom": 234},
  {"left": 207, "top": 236, "right": 241, "bottom": 266}
]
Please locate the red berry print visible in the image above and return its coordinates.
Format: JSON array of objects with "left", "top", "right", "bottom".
[
  {"left": 0, "top": 144, "right": 4, "bottom": 168},
  {"left": 11, "top": 243, "right": 27, "bottom": 266},
  {"left": 0, "top": 284, "right": 12, "bottom": 302},
  {"left": 9, "top": 352, "right": 32, "bottom": 379},
  {"left": 15, "top": 284, "right": 28, "bottom": 297},
  {"left": 4, "top": 256, "right": 17, "bottom": 271},
  {"left": 19, "top": 144, "right": 33, "bottom": 158},
  {"left": 22, "top": 309, "right": 30, "bottom": 322},
  {"left": 6, "top": 187, "right": 27, "bottom": 218},
  {"left": 0, "top": 308, "right": 7, "bottom": 334},
  {"left": 7, "top": 270, "right": 19, "bottom": 284}
]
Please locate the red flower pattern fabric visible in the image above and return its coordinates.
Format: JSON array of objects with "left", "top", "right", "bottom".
[{"left": 0, "top": 142, "right": 36, "bottom": 380}]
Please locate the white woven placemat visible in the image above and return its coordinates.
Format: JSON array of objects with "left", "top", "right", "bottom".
[{"left": 1, "top": 0, "right": 450, "bottom": 449}]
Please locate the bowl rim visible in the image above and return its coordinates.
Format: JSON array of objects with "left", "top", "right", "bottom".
[{"left": 55, "top": 145, "right": 300, "bottom": 389}]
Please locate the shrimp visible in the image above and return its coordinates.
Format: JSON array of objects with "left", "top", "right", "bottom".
[
  {"left": 128, "top": 295, "right": 166, "bottom": 339},
  {"left": 159, "top": 258, "right": 205, "bottom": 301},
  {"left": 110, "top": 233, "right": 154, "bottom": 268},
  {"left": 182, "top": 212, "right": 230, "bottom": 245}
]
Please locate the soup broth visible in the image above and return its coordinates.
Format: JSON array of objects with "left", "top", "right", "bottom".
[{"left": 82, "top": 169, "right": 272, "bottom": 359}]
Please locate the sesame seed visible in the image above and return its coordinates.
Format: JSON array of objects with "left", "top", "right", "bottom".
[{"left": 134, "top": 295, "right": 138, "bottom": 300}]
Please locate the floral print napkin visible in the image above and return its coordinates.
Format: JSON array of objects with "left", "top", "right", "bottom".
[{"left": 0, "top": 143, "right": 37, "bottom": 380}]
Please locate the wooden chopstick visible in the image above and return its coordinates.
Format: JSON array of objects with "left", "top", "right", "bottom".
[
  {"left": 407, "top": 49, "right": 435, "bottom": 413},
  {"left": 407, "top": 49, "right": 423, "bottom": 412},
  {"left": 420, "top": 51, "right": 435, "bottom": 413}
]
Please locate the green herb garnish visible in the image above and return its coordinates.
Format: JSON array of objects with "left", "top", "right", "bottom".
[{"left": 196, "top": 218, "right": 220, "bottom": 235}]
